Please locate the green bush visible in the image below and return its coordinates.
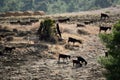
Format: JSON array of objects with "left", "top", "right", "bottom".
[
  {"left": 17, "top": 31, "right": 31, "bottom": 37},
  {"left": 37, "top": 19, "right": 57, "bottom": 43},
  {"left": 99, "top": 20, "right": 120, "bottom": 80}
]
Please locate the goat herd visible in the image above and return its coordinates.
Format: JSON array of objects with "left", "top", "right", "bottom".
[
  {"left": 56, "top": 13, "right": 112, "bottom": 67},
  {"left": 0, "top": 13, "right": 112, "bottom": 68},
  {"left": 58, "top": 13, "right": 112, "bottom": 33},
  {"left": 57, "top": 37, "right": 85, "bottom": 68},
  {"left": 58, "top": 53, "right": 87, "bottom": 67},
  {"left": 57, "top": 36, "right": 85, "bottom": 68}
]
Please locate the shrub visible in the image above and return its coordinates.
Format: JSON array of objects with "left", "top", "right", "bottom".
[
  {"left": 17, "top": 31, "right": 31, "bottom": 37},
  {"left": 77, "top": 29, "right": 89, "bottom": 35},
  {"left": 99, "top": 20, "right": 120, "bottom": 80},
  {"left": 13, "top": 29, "right": 18, "bottom": 33},
  {"left": 37, "top": 18, "right": 57, "bottom": 43},
  {"left": 6, "top": 36, "right": 14, "bottom": 41}
]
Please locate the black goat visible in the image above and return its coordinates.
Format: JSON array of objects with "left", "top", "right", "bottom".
[
  {"left": 76, "top": 23, "right": 85, "bottom": 27},
  {"left": 58, "top": 18, "right": 70, "bottom": 23},
  {"left": 0, "top": 34, "right": 5, "bottom": 38},
  {"left": 101, "top": 13, "right": 109, "bottom": 20},
  {"left": 58, "top": 54, "right": 71, "bottom": 62},
  {"left": 72, "top": 60, "right": 82, "bottom": 67},
  {"left": 99, "top": 26, "right": 111, "bottom": 33},
  {"left": 77, "top": 56, "right": 87, "bottom": 65},
  {"left": 3, "top": 46, "right": 16, "bottom": 53},
  {"left": 10, "top": 20, "right": 20, "bottom": 25},
  {"left": 30, "top": 19, "right": 39, "bottom": 23},
  {"left": 19, "top": 21, "right": 32, "bottom": 25},
  {"left": 68, "top": 37, "right": 82, "bottom": 45}
]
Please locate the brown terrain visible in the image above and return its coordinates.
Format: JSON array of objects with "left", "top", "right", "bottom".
[{"left": 0, "top": 6, "right": 120, "bottom": 80}]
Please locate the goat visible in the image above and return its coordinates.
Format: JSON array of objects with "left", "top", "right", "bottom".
[
  {"left": 3, "top": 46, "right": 16, "bottom": 53},
  {"left": 68, "top": 37, "right": 82, "bottom": 45},
  {"left": 101, "top": 13, "right": 109, "bottom": 20},
  {"left": 72, "top": 59, "right": 82, "bottom": 67},
  {"left": 30, "top": 19, "right": 39, "bottom": 23},
  {"left": 19, "top": 21, "right": 32, "bottom": 25},
  {"left": 76, "top": 23, "right": 85, "bottom": 27},
  {"left": 10, "top": 20, "right": 20, "bottom": 25},
  {"left": 0, "top": 34, "right": 5, "bottom": 38},
  {"left": 77, "top": 56, "right": 87, "bottom": 65},
  {"left": 99, "top": 26, "right": 111, "bottom": 33},
  {"left": 58, "top": 54, "right": 71, "bottom": 62},
  {"left": 58, "top": 18, "right": 70, "bottom": 23}
]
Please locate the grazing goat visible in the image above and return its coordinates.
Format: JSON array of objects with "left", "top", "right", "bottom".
[
  {"left": 10, "top": 20, "right": 20, "bottom": 25},
  {"left": 3, "top": 46, "right": 16, "bottom": 53},
  {"left": 72, "top": 60, "right": 82, "bottom": 67},
  {"left": 58, "top": 18, "right": 70, "bottom": 23},
  {"left": 58, "top": 54, "right": 71, "bottom": 62},
  {"left": 68, "top": 37, "right": 82, "bottom": 45},
  {"left": 19, "top": 21, "right": 32, "bottom": 25},
  {"left": 99, "top": 26, "right": 111, "bottom": 33},
  {"left": 30, "top": 19, "right": 39, "bottom": 23},
  {"left": 101, "top": 13, "right": 109, "bottom": 20},
  {"left": 76, "top": 23, "right": 85, "bottom": 27},
  {"left": 77, "top": 56, "right": 87, "bottom": 65}
]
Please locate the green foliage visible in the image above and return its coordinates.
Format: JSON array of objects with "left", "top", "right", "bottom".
[
  {"left": 0, "top": 0, "right": 120, "bottom": 14},
  {"left": 95, "top": 0, "right": 112, "bottom": 8},
  {"left": 37, "top": 19, "right": 57, "bottom": 43},
  {"left": 99, "top": 20, "right": 120, "bottom": 80}
]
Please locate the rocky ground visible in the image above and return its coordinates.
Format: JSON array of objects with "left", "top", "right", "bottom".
[
  {"left": 2, "top": 6, "right": 120, "bottom": 79},
  {"left": 0, "top": 22, "right": 107, "bottom": 80}
]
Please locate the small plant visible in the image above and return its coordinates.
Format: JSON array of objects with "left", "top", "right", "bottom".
[
  {"left": 6, "top": 36, "right": 14, "bottom": 41},
  {"left": 17, "top": 31, "right": 27, "bottom": 37}
]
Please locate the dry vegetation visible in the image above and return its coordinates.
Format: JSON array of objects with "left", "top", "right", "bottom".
[{"left": 0, "top": 7, "right": 120, "bottom": 80}]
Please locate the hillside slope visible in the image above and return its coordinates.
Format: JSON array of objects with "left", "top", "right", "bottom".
[{"left": 0, "top": 7, "right": 120, "bottom": 80}]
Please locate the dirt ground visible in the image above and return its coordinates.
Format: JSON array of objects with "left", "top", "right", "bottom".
[
  {"left": 0, "top": 22, "right": 108, "bottom": 80},
  {"left": 1, "top": 6, "right": 120, "bottom": 80}
]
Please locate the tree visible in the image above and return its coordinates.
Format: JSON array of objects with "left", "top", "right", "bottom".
[
  {"left": 95, "top": 0, "right": 112, "bottom": 8},
  {"left": 99, "top": 20, "right": 120, "bottom": 80},
  {"left": 36, "top": 2, "right": 47, "bottom": 12},
  {"left": 37, "top": 19, "right": 57, "bottom": 43},
  {"left": 0, "top": 0, "right": 120, "bottom": 14}
]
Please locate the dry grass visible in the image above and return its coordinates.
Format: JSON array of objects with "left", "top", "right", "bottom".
[
  {"left": 1, "top": 6, "right": 120, "bottom": 80},
  {"left": 0, "top": 6, "right": 119, "bottom": 55}
]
